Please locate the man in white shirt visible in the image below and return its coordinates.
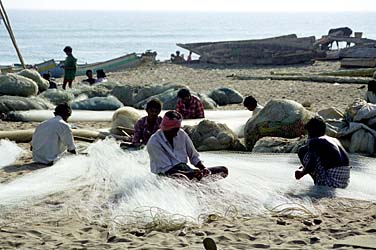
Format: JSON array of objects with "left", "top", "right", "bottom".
[
  {"left": 31, "top": 103, "right": 76, "bottom": 165},
  {"left": 147, "top": 110, "right": 228, "bottom": 180},
  {"left": 243, "top": 95, "right": 263, "bottom": 117}
]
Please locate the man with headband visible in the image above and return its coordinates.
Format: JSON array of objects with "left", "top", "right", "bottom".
[{"left": 147, "top": 110, "right": 228, "bottom": 180}]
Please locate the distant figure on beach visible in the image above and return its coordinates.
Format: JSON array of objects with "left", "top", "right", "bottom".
[
  {"left": 295, "top": 117, "right": 350, "bottom": 188},
  {"left": 172, "top": 51, "right": 185, "bottom": 63},
  {"left": 170, "top": 53, "right": 176, "bottom": 62},
  {"left": 187, "top": 51, "right": 193, "bottom": 62},
  {"left": 42, "top": 73, "right": 57, "bottom": 89},
  {"left": 95, "top": 69, "right": 108, "bottom": 83},
  {"left": 132, "top": 99, "right": 163, "bottom": 146},
  {"left": 82, "top": 69, "right": 96, "bottom": 85},
  {"left": 147, "top": 110, "right": 228, "bottom": 180},
  {"left": 176, "top": 88, "right": 205, "bottom": 119},
  {"left": 243, "top": 95, "right": 263, "bottom": 117},
  {"left": 62, "top": 46, "right": 77, "bottom": 90},
  {"left": 31, "top": 103, "right": 76, "bottom": 165},
  {"left": 365, "top": 80, "right": 376, "bottom": 104}
]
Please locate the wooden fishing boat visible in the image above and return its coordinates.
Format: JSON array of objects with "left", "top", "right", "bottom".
[
  {"left": 177, "top": 34, "right": 316, "bottom": 65},
  {"left": 35, "top": 51, "right": 157, "bottom": 78}
]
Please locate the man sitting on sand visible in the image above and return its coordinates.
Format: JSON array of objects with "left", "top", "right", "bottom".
[
  {"left": 147, "top": 110, "right": 228, "bottom": 180},
  {"left": 31, "top": 103, "right": 76, "bottom": 165},
  {"left": 82, "top": 69, "right": 96, "bottom": 85},
  {"left": 243, "top": 95, "right": 263, "bottom": 117},
  {"left": 95, "top": 69, "right": 108, "bottom": 83},
  {"left": 172, "top": 51, "right": 185, "bottom": 63},
  {"left": 176, "top": 88, "right": 205, "bottom": 119},
  {"left": 365, "top": 80, "right": 376, "bottom": 104},
  {"left": 42, "top": 73, "right": 57, "bottom": 89},
  {"left": 295, "top": 117, "right": 350, "bottom": 188},
  {"left": 132, "top": 99, "right": 163, "bottom": 146}
]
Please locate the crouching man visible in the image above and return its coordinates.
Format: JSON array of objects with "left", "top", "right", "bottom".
[
  {"left": 147, "top": 110, "right": 228, "bottom": 181},
  {"left": 31, "top": 103, "right": 76, "bottom": 165},
  {"left": 295, "top": 117, "right": 350, "bottom": 188}
]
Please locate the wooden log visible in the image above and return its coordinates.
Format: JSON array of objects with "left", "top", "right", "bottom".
[
  {"left": 341, "top": 58, "right": 376, "bottom": 68},
  {"left": 0, "top": 129, "right": 130, "bottom": 143},
  {"left": 231, "top": 74, "right": 370, "bottom": 84},
  {"left": 320, "top": 68, "right": 376, "bottom": 77}
]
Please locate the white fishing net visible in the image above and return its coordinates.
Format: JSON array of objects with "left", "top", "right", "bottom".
[
  {"left": 0, "top": 139, "right": 24, "bottom": 168},
  {"left": 0, "top": 139, "right": 375, "bottom": 232}
]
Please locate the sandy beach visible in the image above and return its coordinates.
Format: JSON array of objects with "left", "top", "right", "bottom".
[{"left": 1, "top": 61, "right": 375, "bottom": 249}]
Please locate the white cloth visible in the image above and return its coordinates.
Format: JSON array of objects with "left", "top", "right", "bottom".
[
  {"left": 31, "top": 116, "right": 76, "bottom": 164},
  {"left": 252, "top": 104, "right": 263, "bottom": 117},
  {"left": 95, "top": 78, "right": 108, "bottom": 83},
  {"left": 147, "top": 129, "right": 201, "bottom": 174}
]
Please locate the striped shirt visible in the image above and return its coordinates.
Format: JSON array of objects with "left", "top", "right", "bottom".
[{"left": 176, "top": 95, "right": 205, "bottom": 119}]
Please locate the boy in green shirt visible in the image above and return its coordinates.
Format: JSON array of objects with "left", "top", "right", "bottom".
[{"left": 62, "top": 46, "right": 77, "bottom": 90}]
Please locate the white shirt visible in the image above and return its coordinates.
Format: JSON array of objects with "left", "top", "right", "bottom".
[
  {"left": 252, "top": 104, "right": 264, "bottom": 117},
  {"left": 31, "top": 116, "right": 76, "bottom": 164},
  {"left": 147, "top": 129, "right": 201, "bottom": 174},
  {"left": 95, "top": 77, "right": 108, "bottom": 83}
]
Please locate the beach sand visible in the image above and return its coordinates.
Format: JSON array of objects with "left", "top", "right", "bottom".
[{"left": 1, "top": 61, "right": 375, "bottom": 249}]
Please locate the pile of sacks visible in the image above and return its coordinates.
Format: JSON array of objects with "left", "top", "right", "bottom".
[
  {"left": 184, "top": 120, "right": 245, "bottom": 151},
  {"left": 0, "top": 70, "right": 52, "bottom": 113},
  {"left": 325, "top": 99, "right": 376, "bottom": 155},
  {"left": 1, "top": 70, "right": 245, "bottom": 114},
  {"left": 244, "top": 99, "right": 314, "bottom": 151}
]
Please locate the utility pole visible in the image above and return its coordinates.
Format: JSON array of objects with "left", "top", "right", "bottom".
[{"left": 0, "top": 0, "right": 26, "bottom": 68}]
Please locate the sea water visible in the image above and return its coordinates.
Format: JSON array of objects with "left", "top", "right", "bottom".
[
  {"left": 0, "top": 11, "right": 375, "bottom": 65},
  {"left": 0, "top": 138, "right": 375, "bottom": 227}
]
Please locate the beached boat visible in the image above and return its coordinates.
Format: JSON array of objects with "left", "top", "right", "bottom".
[
  {"left": 35, "top": 51, "right": 157, "bottom": 78},
  {"left": 177, "top": 34, "right": 316, "bottom": 65}
]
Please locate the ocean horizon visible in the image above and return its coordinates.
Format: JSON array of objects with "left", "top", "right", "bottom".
[{"left": 0, "top": 10, "right": 375, "bottom": 65}]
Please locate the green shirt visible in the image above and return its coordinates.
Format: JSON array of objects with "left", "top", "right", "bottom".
[{"left": 64, "top": 55, "right": 77, "bottom": 80}]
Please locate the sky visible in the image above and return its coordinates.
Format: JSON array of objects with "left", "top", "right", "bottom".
[{"left": 2, "top": 0, "right": 376, "bottom": 12}]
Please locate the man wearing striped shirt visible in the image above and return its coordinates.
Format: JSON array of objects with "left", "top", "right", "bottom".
[{"left": 176, "top": 88, "right": 205, "bottom": 119}]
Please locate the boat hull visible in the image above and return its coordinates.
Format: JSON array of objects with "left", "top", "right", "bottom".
[
  {"left": 177, "top": 34, "right": 316, "bottom": 65},
  {"left": 35, "top": 52, "right": 155, "bottom": 78}
]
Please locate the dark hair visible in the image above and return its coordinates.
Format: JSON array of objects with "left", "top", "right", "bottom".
[
  {"left": 63, "top": 46, "right": 72, "bottom": 53},
  {"left": 243, "top": 95, "right": 257, "bottom": 108},
  {"left": 305, "top": 117, "right": 326, "bottom": 137},
  {"left": 368, "top": 80, "right": 376, "bottom": 93},
  {"left": 96, "top": 69, "right": 106, "bottom": 78},
  {"left": 177, "top": 88, "right": 191, "bottom": 99},
  {"left": 54, "top": 103, "right": 72, "bottom": 117},
  {"left": 42, "top": 73, "right": 51, "bottom": 80},
  {"left": 86, "top": 69, "right": 93, "bottom": 75},
  {"left": 146, "top": 99, "right": 162, "bottom": 111},
  {"left": 176, "top": 51, "right": 180, "bottom": 55},
  {"left": 165, "top": 110, "right": 182, "bottom": 120}
]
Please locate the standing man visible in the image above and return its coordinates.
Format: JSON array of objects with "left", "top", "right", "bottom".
[
  {"left": 147, "top": 110, "right": 228, "bottom": 180},
  {"left": 31, "top": 103, "right": 76, "bottom": 165},
  {"left": 62, "top": 46, "right": 77, "bottom": 90},
  {"left": 295, "top": 117, "right": 350, "bottom": 188},
  {"left": 176, "top": 88, "right": 205, "bottom": 119}
]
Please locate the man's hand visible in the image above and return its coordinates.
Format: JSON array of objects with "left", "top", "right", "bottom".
[
  {"left": 295, "top": 167, "right": 305, "bottom": 180},
  {"left": 201, "top": 168, "right": 211, "bottom": 176}
]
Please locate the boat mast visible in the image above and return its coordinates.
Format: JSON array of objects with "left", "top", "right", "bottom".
[{"left": 0, "top": 0, "right": 26, "bottom": 69}]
